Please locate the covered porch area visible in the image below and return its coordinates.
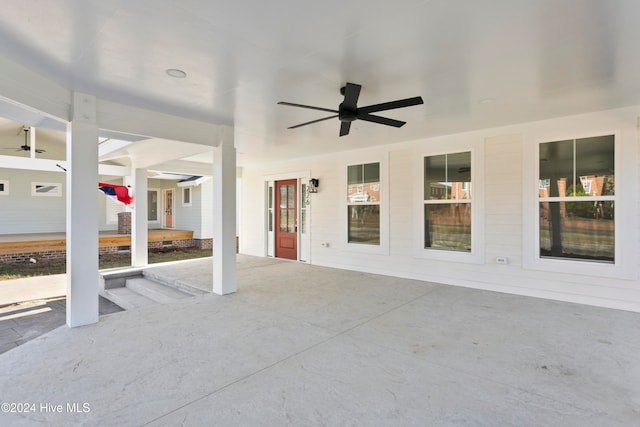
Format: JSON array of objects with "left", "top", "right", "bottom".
[{"left": 0, "top": 255, "right": 638, "bottom": 425}]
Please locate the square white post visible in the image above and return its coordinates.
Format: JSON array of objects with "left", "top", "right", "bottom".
[
  {"left": 66, "top": 93, "right": 99, "bottom": 327},
  {"left": 213, "top": 126, "right": 237, "bottom": 295},
  {"left": 131, "top": 168, "right": 148, "bottom": 266}
]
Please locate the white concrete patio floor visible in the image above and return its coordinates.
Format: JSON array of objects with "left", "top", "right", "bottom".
[{"left": 1, "top": 255, "right": 639, "bottom": 426}]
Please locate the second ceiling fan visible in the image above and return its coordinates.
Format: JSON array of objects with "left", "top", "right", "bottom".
[{"left": 278, "top": 82, "right": 423, "bottom": 137}]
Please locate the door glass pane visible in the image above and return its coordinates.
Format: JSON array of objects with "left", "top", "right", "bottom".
[
  {"left": 268, "top": 210, "right": 273, "bottom": 232},
  {"left": 575, "top": 135, "right": 614, "bottom": 196},
  {"left": 268, "top": 186, "right": 273, "bottom": 208},
  {"left": 287, "top": 184, "right": 295, "bottom": 208},
  {"left": 279, "top": 209, "right": 287, "bottom": 232},
  {"left": 280, "top": 186, "right": 286, "bottom": 208},
  {"left": 301, "top": 210, "right": 306, "bottom": 234},
  {"left": 287, "top": 209, "right": 295, "bottom": 232},
  {"left": 540, "top": 201, "right": 614, "bottom": 262},
  {"left": 424, "top": 204, "right": 471, "bottom": 251}
]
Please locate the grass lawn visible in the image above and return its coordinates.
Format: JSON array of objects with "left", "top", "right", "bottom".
[{"left": 0, "top": 248, "right": 213, "bottom": 281}]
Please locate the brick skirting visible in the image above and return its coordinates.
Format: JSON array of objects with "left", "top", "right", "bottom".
[{"left": 0, "top": 239, "right": 197, "bottom": 264}]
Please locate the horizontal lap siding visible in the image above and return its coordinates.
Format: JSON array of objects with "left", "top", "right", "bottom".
[
  {"left": 389, "top": 150, "right": 414, "bottom": 257},
  {"left": 0, "top": 169, "right": 66, "bottom": 234},
  {"left": 240, "top": 107, "right": 640, "bottom": 311},
  {"left": 485, "top": 134, "right": 523, "bottom": 266}
]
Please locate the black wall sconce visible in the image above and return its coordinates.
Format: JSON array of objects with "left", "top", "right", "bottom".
[{"left": 309, "top": 178, "right": 319, "bottom": 193}]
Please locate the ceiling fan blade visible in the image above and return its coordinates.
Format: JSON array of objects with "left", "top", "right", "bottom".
[
  {"left": 339, "top": 122, "right": 351, "bottom": 137},
  {"left": 35, "top": 149, "right": 46, "bottom": 153},
  {"left": 278, "top": 102, "right": 338, "bottom": 114},
  {"left": 287, "top": 115, "right": 338, "bottom": 129},
  {"left": 358, "top": 96, "right": 424, "bottom": 114},
  {"left": 342, "top": 82, "right": 362, "bottom": 111},
  {"left": 357, "top": 113, "right": 406, "bottom": 128}
]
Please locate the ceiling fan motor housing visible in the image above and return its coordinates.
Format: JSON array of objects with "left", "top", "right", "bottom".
[{"left": 338, "top": 103, "right": 357, "bottom": 122}]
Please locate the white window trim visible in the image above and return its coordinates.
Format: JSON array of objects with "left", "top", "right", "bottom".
[
  {"left": 182, "top": 187, "right": 192, "bottom": 207},
  {"left": 340, "top": 153, "right": 389, "bottom": 255},
  {"left": 413, "top": 141, "right": 485, "bottom": 264},
  {"left": 31, "top": 182, "right": 62, "bottom": 197},
  {"left": 0, "top": 180, "right": 8, "bottom": 195},
  {"left": 523, "top": 130, "right": 637, "bottom": 279}
]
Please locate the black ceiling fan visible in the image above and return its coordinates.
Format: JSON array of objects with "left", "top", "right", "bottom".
[
  {"left": 278, "top": 82, "right": 424, "bottom": 137},
  {"left": 14, "top": 126, "right": 45, "bottom": 153}
]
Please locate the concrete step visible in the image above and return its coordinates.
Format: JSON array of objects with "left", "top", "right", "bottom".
[
  {"left": 142, "top": 270, "right": 208, "bottom": 296},
  {"left": 103, "top": 287, "right": 156, "bottom": 311},
  {"left": 125, "top": 277, "right": 192, "bottom": 304}
]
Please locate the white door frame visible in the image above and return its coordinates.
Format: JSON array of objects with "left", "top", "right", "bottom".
[{"left": 263, "top": 171, "right": 311, "bottom": 262}]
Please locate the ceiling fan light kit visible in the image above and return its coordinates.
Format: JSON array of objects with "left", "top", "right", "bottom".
[{"left": 278, "top": 82, "right": 424, "bottom": 137}]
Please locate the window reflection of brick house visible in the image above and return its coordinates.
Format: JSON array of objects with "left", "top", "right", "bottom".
[
  {"left": 539, "top": 175, "right": 611, "bottom": 220},
  {"left": 426, "top": 182, "right": 471, "bottom": 226},
  {"left": 347, "top": 182, "right": 380, "bottom": 203}
]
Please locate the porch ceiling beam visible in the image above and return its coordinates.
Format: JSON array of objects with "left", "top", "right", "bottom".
[
  {"left": 97, "top": 100, "right": 227, "bottom": 147},
  {"left": 0, "top": 155, "right": 63, "bottom": 172},
  {"left": 148, "top": 159, "right": 214, "bottom": 177},
  {"left": 0, "top": 56, "right": 227, "bottom": 147},
  {"left": 0, "top": 155, "right": 129, "bottom": 176}
]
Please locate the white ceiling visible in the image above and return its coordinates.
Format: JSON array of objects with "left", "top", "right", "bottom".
[{"left": 0, "top": 0, "right": 639, "bottom": 166}]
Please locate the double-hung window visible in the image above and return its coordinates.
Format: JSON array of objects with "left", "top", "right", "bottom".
[
  {"left": 347, "top": 162, "right": 380, "bottom": 245},
  {"left": 423, "top": 152, "right": 472, "bottom": 251},
  {"left": 538, "top": 135, "right": 615, "bottom": 262}
]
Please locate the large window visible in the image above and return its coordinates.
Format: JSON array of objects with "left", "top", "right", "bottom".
[
  {"left": 538, "top": 135, "right": 614, "bottom": 262},
  {"left": 423, "top": 152, "right": 471, "bottom": 251},
  {"left": 347, "top": 162, "right": 380, "bottom": 244}
]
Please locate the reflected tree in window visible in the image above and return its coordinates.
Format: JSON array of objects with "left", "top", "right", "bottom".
[{"left": 539, "top": 135, "right": 614, "bottom": 262}]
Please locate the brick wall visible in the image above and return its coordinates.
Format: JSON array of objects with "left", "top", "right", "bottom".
[
  {"left": 194, "top": 238, "right": 213, "bottom": 249},
  {"left": 0, "top": 250, "right": 66, "bottom": 264},
  {"left": 0, "top": 239, "right": 198, "bottom": 264},
  {"left": 117, "top": 212, "right": 131, "bottom": 234}
]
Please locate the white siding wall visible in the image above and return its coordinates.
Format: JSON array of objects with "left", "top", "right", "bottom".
[
  {"left": 241, "top": 106, "right": 640, "bottom": 312},
  {"left": 174, "top": 185, "right": 200, "bottom": 234},
  {"left": 172, "top": 181, "right": 213, "bottom": 238},
  {"left": 0, "top": 168, "right": 66, "bottom": 233}
]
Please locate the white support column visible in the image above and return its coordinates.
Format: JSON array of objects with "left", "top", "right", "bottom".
[
  {"left": 213, "top": 126, "right": 237, "bottom": 295},
  {"left": 66, "top": 93, "right": 99, "bottom": 327},
  {"left": 131, "top": 168, "right": 148, "bottom": 267}
]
